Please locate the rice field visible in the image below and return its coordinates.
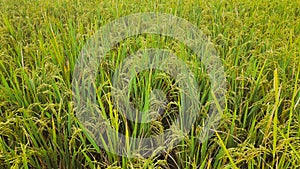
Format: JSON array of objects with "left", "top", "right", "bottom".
[{"left": 0, "top": 0, "right": 299, "bottom": 168}]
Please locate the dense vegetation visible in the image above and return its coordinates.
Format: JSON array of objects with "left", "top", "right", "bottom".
[{"left": 0, "top": 0, "right": 299, "bottom": 168}]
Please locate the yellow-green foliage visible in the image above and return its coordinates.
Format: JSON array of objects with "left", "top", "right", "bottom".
[{"left": 0, "top": 0, "right": 299, "bottom": 168}]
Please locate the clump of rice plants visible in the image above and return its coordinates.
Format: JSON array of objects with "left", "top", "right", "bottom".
[{"left": 0, "top": 0, "right": 299, "bottom": 168}]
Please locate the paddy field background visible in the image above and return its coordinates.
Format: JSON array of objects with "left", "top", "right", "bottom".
[{"left": 0, "top": 0, "right": 299, "bottom": 168}]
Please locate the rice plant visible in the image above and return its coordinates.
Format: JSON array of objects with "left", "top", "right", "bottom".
[{"left": 0, "top": 0, "right": 299, "bottom": 168}]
